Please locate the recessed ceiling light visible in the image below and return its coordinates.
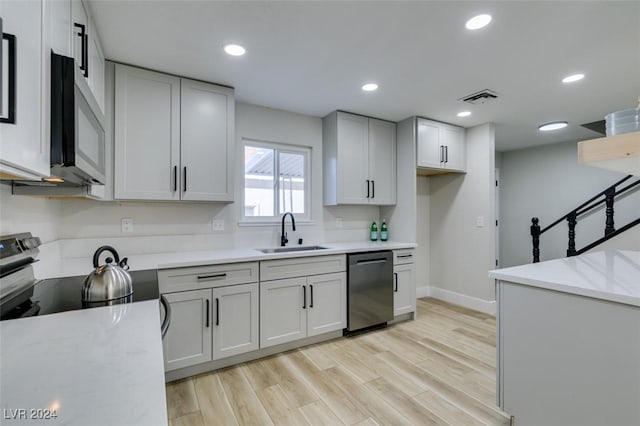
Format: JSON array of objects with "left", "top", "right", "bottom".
[
  {"left": 539, "top": 121, "right": 568, "bottom": 131},
  {"left": 562, "top": 73, "right": 585, "bottom": 83},
  {"left": 362, "top": 83, "right": 378, "bottom": 92},
  {"left": 224, "top": 44, "right": 246, "bottom": 56},
  {"left": 465, "top": 14, "right": 492, "bottom": 30},
  {"left": 43, "top": 177, "right": 64, "bottom": 183},
  {"left": 457, "top": 111, "right": 472, "bottom": 117}
]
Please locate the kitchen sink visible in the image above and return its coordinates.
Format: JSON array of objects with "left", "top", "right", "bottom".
[{"left": 257, "top": 245, "right": 328, "bottom": 254}]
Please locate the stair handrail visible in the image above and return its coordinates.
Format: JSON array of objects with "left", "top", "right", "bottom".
[{"left": 531, "top": 175, "right": 640, "bottom": 262}]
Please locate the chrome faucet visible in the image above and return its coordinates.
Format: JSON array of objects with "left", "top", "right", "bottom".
[{"left": 281, "top": 212, "right": 296, "bottom": 246}]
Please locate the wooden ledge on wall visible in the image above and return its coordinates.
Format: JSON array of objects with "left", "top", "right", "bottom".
[{"left": 578, "top": 131, "right": 640, "bottom": 176}]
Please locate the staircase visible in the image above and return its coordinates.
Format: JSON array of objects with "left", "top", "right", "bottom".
[{"left": 530, "top": 175, "right": 640, "bottom": 262}]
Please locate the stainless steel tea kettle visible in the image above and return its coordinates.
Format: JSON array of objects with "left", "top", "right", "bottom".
[{"left": 82, "top": 246, "right": 133, "bottom": 302}]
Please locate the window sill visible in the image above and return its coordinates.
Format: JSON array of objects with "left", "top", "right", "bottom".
[{"left": 238, "top": 219, "right": 314, "bottom": 227}]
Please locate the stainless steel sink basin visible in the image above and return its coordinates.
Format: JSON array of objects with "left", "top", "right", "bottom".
[{"left": 257, "top": 245, "right": 328, "bottom": 254}]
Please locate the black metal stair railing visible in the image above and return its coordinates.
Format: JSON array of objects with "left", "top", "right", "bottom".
[{"left": 530, "top": 175, "right": 640, "bottom": 263}]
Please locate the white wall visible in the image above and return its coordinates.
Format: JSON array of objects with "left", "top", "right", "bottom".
[
  {"left": 0, "top": 183, "right": 62, "bottom": 243},
  {"left": 3, "top": 103, "right": 380, "bottom": 256},
  {"left": 500, "top": 139, "right": 640, "bottom": 267},
  {"left": 415, "top": 176, "right": 430, "bottom": 290},
  {"left": 429, "top": 123, "right": 496, "bottom": 310}
]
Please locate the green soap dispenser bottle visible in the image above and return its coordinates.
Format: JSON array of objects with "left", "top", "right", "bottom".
[
  {"left": 380, "top": 219, "right": 388, "bottom": 241},
  {"left": 370, "top": 221, "right": 378, "bottom": 241}
]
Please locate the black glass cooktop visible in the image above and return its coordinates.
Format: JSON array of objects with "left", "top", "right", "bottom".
[{"left": 1, "top": 269, "right": 159, "bottom": 321}]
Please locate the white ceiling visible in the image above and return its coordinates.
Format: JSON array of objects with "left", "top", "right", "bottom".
[{"left": 88, "top": 0, "right": 640, "bottom": 151}]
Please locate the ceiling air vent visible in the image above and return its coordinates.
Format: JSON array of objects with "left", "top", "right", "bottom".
[{"left": 459, "top": 89, "right": 499, "bottom": 105}]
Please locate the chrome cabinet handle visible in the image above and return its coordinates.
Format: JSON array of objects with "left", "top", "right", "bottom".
[{"left": 160, "top": 295, "right": 171, "bottom": 338}]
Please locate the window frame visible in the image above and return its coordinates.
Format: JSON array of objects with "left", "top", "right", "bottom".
[{"left": 241, "top": 138, "right": 312, "bottom": 224}]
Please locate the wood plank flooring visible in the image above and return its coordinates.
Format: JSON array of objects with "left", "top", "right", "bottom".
[{"left": 166, "top": 297, "right": 510, "bottom": 425}]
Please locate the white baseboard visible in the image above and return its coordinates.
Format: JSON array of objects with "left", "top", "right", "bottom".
[{"left": 418, "top": 286, "right": 496, "bottom": 315}]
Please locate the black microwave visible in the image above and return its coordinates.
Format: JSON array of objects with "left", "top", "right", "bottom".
[{"left": 50, "top": 53, "right": 105, "bottom": 185}]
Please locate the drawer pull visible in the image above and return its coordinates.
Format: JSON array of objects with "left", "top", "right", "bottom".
[
  {"left": 397, "top": 254, "right": 413, "bottom": 259},
  {"left": 197, "top": 273, "right": 227, "bottom": 281}
]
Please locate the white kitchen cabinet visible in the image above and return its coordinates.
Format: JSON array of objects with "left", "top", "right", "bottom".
[
  {"left": 163, "top": 289, "right": 212, "bottom": 371},
  {"left": 323, "top": 111, "right": 396, "bottom": 205},
  {"left": 114, "top": 64, "right": 181, "bottom": 200},
  {"left": 70, "top": 0, "right": 104, "bottom": 112},
  {"left": 416, "top": 117, "right": 466, "bottom": 173},
  {"left": 260, "top": 277, "right": 307, "bottom": 348},
  {"left": 161, "top": 263, "right": 259, "bottom": 372},
  {"left": 393, "top": 249, "right": 416, "bottom": 317},
  {"left": 0, "top": 0, "right": 49, "bottom": 180},
  {"left": 180, "top": 78, "right": 234, "bottom": 202},
  {"left": 260, "top": 255, "right": 347, "bottom": 348},
  {"left": 306, "top": 272, "right": 347, "bottom": 337},
  {"left": 114, "top": 64, "right": 235, "bottom": 202},
  {"left": 212, "top": 282, "right": 259, "bottom": 359}
]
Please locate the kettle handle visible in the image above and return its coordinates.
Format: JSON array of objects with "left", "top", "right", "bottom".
[{"left": 93, "top": 246, "right": 120, "bottom": 268}]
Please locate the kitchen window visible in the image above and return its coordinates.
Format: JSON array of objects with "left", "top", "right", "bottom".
[{"left": 242, "top": 140, "right": 310, "bottom": 222}]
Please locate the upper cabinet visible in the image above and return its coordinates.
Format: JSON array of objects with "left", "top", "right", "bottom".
[
  {"left": 71, "top": 0, "right": 105, "bottom": 112},
  {"left": 323, "top": 111, "right": 396, "bottom": 205},
  {"left": 114, "top": 64, "right": 235, "bottom": 202},
  {"left": 416, "top": 117, "right": 466, "bottom": 174},
  {"left": 0, "top": 1, "right": 49, "bottom": 180}
]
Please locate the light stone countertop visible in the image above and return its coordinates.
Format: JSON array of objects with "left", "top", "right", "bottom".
[
  {"left": 489, "top": 250, "right": 640, "bottom": 307},
  {"left": 35, "top": 240, "right": 416, "bottom": 279},
  {"left": 0, "top": 300, "right": 168, "bottom": 426}
]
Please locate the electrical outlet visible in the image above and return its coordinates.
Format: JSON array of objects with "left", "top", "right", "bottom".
[
  {"left": 121, "top": 218, "right": 134, "bottom": 233},
  {"left": 336, "top": 217, "right": 343, "bottom": 228},
  {"left": 211, "top": 219, "right": 225, "bottom": 232},
  {"left": 476, "top": 216, "right": 485, "bottom": 227}
]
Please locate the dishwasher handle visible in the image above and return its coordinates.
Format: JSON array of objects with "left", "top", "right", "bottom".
[{"left": 355, "top": 258, "right": 389, "bottom": 265}]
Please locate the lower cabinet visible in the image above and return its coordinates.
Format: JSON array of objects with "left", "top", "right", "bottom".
[
  {"left": 260, "top": 272, "right": 346, "bottom": 348},
  {"left": 393, "top": 250, "right": 416, "bottom": 317},
  {"left": 162, "top": 282, "right": 259, "bottom": 372}
]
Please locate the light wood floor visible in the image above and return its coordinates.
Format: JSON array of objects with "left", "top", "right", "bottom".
[{"left": 166, "top": 298, "right": 510, "bottom": 425}]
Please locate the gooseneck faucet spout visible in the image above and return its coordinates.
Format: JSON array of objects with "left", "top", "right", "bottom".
[{"left": 281, "top": 212, "right": 296, "bottom": 246}]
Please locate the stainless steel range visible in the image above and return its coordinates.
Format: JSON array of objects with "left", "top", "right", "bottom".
[{"left": 0, "top": 233, "right": 170, "bottom": 338}]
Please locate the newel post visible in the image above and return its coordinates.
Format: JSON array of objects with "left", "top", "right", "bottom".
[
  {"left": 567, "top": 212, "right": 577, "bottom": 257},
  {"left": 531, "top": 217, "right": 541, "bottom": 263},
  {"left": 605, "top": 187, "right": 616, "bottom": 236}
]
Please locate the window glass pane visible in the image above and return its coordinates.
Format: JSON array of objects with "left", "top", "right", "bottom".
[
  {"left": 278, "top": 151, "right": 305, "bottom": 215},
  {"left": 244, "top": 146, "right": 274, "bottom": 217}
]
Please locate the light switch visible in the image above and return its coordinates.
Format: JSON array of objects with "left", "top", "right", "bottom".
[{"left": 476, "top": 216, "right": 485, "bottom": 227}]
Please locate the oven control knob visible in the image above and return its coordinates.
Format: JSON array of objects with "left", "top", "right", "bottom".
[{"left": 20, "top": 237, "right": 42, "bottom": 250}]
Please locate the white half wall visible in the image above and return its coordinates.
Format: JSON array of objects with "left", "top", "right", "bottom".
[
  {"left": 500, "top": 139, "right": 640, "bottom": 267},
  {"left": 429, "top": 123, "right": 496, "bottom": 303}
]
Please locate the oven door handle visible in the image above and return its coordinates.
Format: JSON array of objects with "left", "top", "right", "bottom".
[{"left": 160, "top": 295, "right": 171, "bottom": 339}]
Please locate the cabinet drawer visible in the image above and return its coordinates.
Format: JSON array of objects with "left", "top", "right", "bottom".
[
  {"left": 260, "top": 255, "right": 346, "bottom": 281},
  {"left": 393, "top": 249, "right": 415, "bottom": 265},
  {"left": 159, "top": 262, "right": 259, "bottom": 293}
]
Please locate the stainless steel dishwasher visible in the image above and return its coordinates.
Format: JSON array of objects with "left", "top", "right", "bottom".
[{"left": 346, "top": 251, "right": 393, "bottom": 332}]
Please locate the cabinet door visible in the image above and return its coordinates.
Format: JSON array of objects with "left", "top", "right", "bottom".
[
  {"left": 307, "top": 272, "right": 346, "bottom": 337},
  {"left": 180, "top": 78, "right": 234, "bottom": 201},
  {"left": 260, "top": 277, "right": 307, "bottom": 348},
  {"left": 416, "top": 119, "right": 442, "bottom": 169},
  {"left": 70, "top": 0, "right": 88, "bottom": 78},
  {"left": 393, "top": 264, "right": 416, "bottom": 316},
  {"left": 163, "top": 289, "right": 212, "bottom": 371},
  {"left": 212, "top": 283, "right": 259, "bottom": 360},
  {"left": 368, "top": 119, "right": 396, "bottom": 205},
  {"left": 114, "top": 65, "right": 180, "bottom": 200},
  {"left": 336, "top": 112, "right": 369, "bottom": 204},
  {"left": 0, "top": 0, "right": 49, "bottom": 180},
  {"left": 87, "top": 16, "right": 105, "bottom": 113},
  {"left": 442, "top": 125, "right": 466, "bottom": 172}
]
